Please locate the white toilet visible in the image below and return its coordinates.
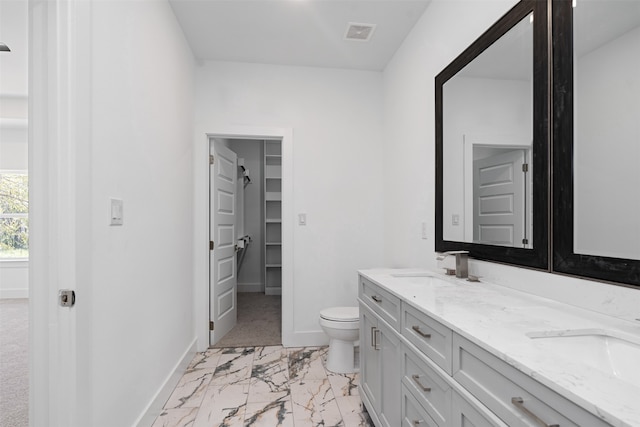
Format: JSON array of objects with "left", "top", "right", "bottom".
[{"left": 319, "top": 306, "right": 360, "bottom": 374}]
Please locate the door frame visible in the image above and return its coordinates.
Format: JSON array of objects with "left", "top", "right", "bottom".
[{"left": 194, "top": 126, "right": 293, "bottom": 351}]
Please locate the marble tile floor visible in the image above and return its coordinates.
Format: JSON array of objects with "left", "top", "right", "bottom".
[{"left": 152, "top": 346, "right": 374, "bottom": 427}]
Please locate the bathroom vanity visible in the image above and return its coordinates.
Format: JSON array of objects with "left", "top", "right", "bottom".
[{"left": 358, "top": 269, "right": 640, "bottom": 427}]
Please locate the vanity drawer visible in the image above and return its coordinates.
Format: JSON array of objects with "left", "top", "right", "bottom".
[
  {"left": 452, "top": 333, "right": 610, "bottom": 427},
  {"left": 402, "top": 343, "right": 451, "bottom": 427},
  {"left": 402, "top": 303, "right": 453, "bottom": 374},
  {"left": 402, "top": 384, "right": 439, "bottom": 427},
  {"left": 451, "top": 391, "right": 508, "bottom": 427},
  {"left": 360, "top": 276, "right": 401, "bottom": 330}
]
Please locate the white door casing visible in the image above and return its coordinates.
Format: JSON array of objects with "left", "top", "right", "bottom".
[
  {"left": 210, "top": 140, "right": 238, "bottom": 345},
  {"left": 473, "top": 149, "right": 526, "bottom": 246},
  {"left": 194, "top": 127, "right": 292, "bottom": 352}
]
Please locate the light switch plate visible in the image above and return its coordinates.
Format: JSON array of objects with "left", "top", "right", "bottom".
[
  {"left": 110, "top": 198, "right": 123, "bottom": 226},
  {"left": 298, "top": 213, "right": 307, "bottom": 226}
]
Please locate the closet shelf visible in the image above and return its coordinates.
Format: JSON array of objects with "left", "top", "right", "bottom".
[
  {"left": 266, "top": 264, "right": 282, "bottom": 268},
  {"left": 265, "top": 242, "right": 282, "bottom": 246}
]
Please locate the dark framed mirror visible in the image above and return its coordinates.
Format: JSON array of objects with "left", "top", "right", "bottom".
[
  {"left": 435, "top": 0, "right": 549, "bottom": 269},
  {"left": 553, "top": 0, "right": 640, "bottom": 287}
]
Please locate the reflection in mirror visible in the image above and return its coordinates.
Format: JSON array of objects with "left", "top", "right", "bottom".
[
  {"left": 573, "top": 1, "right": 640, "bottom": 260},
  {"left": 442, "top": 13, "right": 533, "bottom": 248}
]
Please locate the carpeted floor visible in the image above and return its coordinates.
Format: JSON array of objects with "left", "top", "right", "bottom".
[
  {"left": 213, "top": 292, "right": 282, "bottom": 348},
  {"left": 0, "top": 298, "right": 29, "bottom": 427}
]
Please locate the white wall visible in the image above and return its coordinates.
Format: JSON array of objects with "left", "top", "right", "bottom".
[
  {"left": 382, "top": 0, "right": 640, "bottom": 321},
  {"left": 84, "top": 1, "right": 196, "bottom": 425},
  {"left": 229, "top": 139, "right": 265, "bottom": 292},
  {"left": 195, "top": 61, "right": 385, "bottom": 346},
  {"left": 0, "top": 96, "right": 28, "bottom": 171},
  {"left": 574, "top": 26, "right": 640, "bottom": 259},
  {"left": 0, "top": 261, "right": 28, "bottom": 298}
]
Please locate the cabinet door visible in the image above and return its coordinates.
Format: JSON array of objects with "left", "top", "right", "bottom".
[
  {"left": 379, "top": 320, "right": 401, "bottom": 427},
  {"left": 360, "top": 303, "right": 381, "bottom": 416}
]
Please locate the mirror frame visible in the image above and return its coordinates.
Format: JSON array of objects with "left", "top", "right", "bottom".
[
  {"left": 552, "top": 0, "right": 640, "bottom": 287},
  {"left": 435, "top": 0, "right": 549, "bottom": 269}
]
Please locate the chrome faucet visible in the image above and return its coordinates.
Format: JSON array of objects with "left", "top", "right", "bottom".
[{"left": 437, "top": 251, "right": 469, "bottom": 279}]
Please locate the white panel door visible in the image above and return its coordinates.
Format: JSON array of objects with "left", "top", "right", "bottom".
[
  {"left": 473, "top": 150, "right": 526, "bottom": 246},
  {"left": 210, "top": 140, "right": 237, "bottom": 346}
]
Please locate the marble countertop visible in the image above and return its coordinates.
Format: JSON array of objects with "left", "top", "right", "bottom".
[{"left": 359, "top": 268, "right": 640, "bottom": 427}]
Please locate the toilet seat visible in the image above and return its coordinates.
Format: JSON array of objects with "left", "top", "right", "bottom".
[{"left": 320, "top": 306, "right": 359, "bottom": 322}]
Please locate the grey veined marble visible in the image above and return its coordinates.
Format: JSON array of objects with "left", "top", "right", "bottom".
[{"left": 153, "top": 346, "right": 373, "bottom": 427}]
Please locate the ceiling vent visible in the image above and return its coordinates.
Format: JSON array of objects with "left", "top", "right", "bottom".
[{"left": 344, "top": 22, "right": 376, "bottom": 42}]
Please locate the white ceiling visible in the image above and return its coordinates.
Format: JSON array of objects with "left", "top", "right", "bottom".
[{"left": 168, "top": 0, "right": 432, "bottom": 71}]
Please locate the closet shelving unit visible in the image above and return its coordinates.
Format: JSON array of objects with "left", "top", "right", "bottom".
[{"left": 264, "top": 140, "right": 282, "bottom": 295}]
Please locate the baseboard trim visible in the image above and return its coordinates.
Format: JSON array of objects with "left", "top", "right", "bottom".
[
  {"left": 237, "top": 283, "right": 264, "bottom": 293},
  {"left": 282, "top": 330, "right": 329, "bottom": 348},
  {"left": 264, "top": 287, "right": 281, "bottom": 296},
  {"left": 134, "top": 337, "right": 197, "bottom": 427}
]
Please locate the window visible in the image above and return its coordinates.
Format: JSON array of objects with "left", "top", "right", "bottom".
[{"left": 0, "top": 172, "right": 28, "bottom": 259}]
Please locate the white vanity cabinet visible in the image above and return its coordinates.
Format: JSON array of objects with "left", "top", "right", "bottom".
[
  {"left": 453, "top": 334, "right": 610, "bottom": 427},
  {"left": 358, "top": 272, "right": 620, "bottom": 427},
  {"left": 359, "top": 278, "right": 402, "bottom": 427},
  {"left": 451, "top": 390, "right": 507, "bottom": 427}
]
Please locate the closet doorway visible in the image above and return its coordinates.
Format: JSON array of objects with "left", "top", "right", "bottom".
[{"left": 209, "top": 137, "right": 283, "bottom": 348}]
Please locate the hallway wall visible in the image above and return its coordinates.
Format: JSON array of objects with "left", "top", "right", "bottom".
[
  {"left": 0, "top": 0, "right": 29, "bottom": 298},
  {"left": 83, "top": 1, "right": 196, "bottom": 425}
]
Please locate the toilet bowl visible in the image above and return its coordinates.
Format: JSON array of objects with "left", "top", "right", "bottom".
[{"left": 319, "top": 306, "right": 360, "bottom": 374}]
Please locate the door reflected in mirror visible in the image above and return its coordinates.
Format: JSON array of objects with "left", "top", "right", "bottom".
[
  {"left": 573, "top": 0, "right": 640, "bottom": 260},
  {"left": 442, "top": 13, "right": 533, "bottom": 248}
]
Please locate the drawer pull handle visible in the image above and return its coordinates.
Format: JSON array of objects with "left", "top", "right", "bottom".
[
  {"left": 511, "top": 397, "right": 559, "bottom": 427},
  {"left": 412, "top": 420, "right": 424, "bottom": 426},
  {"left": 412, "top": 374, "right": 431, "bottom": 392},
  {"left": 412, "top": 325, "right": 431, "bottom": 339},
  {"left": 371, "top": 295, "right": 383, "bottom": 303}
]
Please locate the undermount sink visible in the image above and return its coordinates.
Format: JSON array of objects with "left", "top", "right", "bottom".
[
  {"left": 390, "top": 273, "right": 456, "bottom": 287},
  {"left": 527, "top": 329, "right": 640, "bottom": 386},
  {"left": 390, "top": 271, "right": 436, "bottom": 278}
]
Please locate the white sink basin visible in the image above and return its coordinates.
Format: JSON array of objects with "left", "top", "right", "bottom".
[
  {"left": 527, "top": 329, "right": 640, "bottom": 386},
  {"left": 391, "top": 272, "right": 437, "bottom": 278},
  {"left": 390, "top": 273, "right": 456, "bottom": 287}
]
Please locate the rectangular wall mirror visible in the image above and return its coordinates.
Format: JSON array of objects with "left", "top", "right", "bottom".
[
  {"left": 553, "top": 0, "right": 640, "bottom": 286},
  {"left": 436, "top": 0, "right": 549, "bottom": 269}
]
